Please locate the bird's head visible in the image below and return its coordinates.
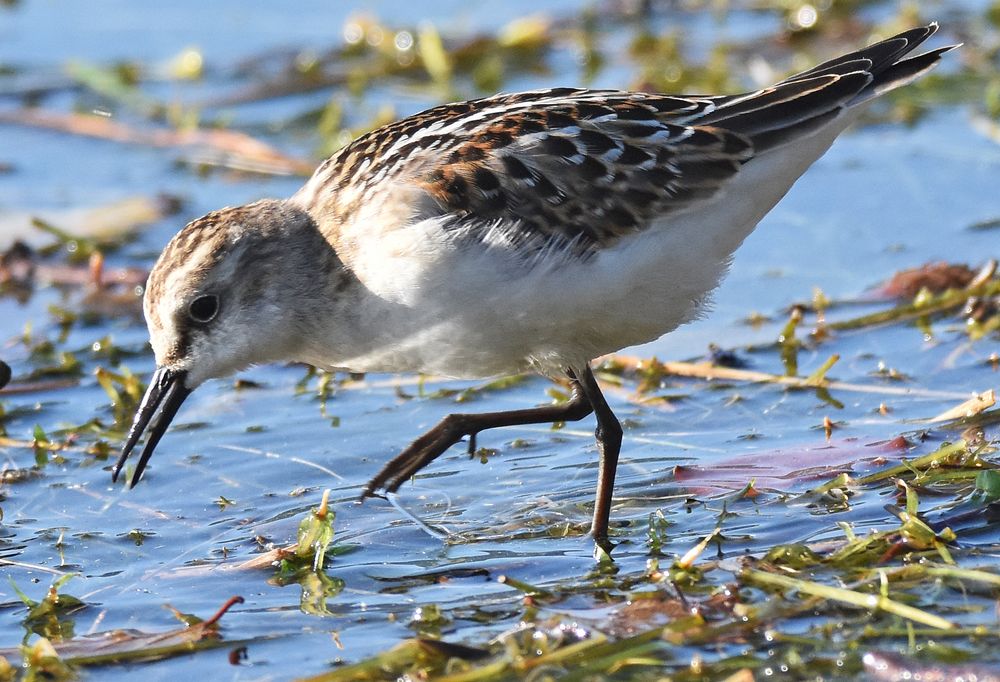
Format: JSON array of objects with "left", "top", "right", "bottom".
[{"left": 113, "top": 199, "right": 333, "bottom": 487}]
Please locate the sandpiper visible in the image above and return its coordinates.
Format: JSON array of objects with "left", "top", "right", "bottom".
[{"left": 113, "top": 25, "right": 954, "bottom": 550}]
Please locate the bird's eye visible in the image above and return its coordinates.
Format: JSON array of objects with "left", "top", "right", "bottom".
[{"left": 188, "top": 294, "right": 219, "bottom": 323}]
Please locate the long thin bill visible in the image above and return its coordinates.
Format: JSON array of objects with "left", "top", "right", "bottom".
[{"left": 111, "top": 367, "right": 191, "bottom": 487}]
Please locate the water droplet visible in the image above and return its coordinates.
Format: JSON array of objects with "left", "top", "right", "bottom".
[
  {"left": 795, "top": 5, "right": 818, "bottom": 29},
  {"left": 394, "top": 31, "right": 413, "bottom": 51}
]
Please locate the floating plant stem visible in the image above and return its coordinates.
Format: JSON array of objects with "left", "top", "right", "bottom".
[{"left": 742, "top": 569, "right": 955, "bottom": 630}]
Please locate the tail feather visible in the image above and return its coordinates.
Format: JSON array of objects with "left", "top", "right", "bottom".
[
  {"left": 786, "top": 23, "right": 939, "bottom": 84},
  {"left": 696, "top": 23, "right": 956, "bottom": 153},
  {"left": 707, "top": 72, "right": 872, "bottom": 140},
  {"left": 695, "top": 69, "right": 867, "bottom": 128},
  {"left": 852, "top": 43, "right": 959, "bottom": 104},
  {"left": 747, "top": 107, "right": 842, "bottom": 152}
]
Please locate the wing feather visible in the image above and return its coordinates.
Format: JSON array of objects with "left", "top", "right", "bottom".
[{"left": 296, "top": 24, "right": 953, "bottom": 259}]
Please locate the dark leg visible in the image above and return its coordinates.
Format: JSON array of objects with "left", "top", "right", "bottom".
[
  {"left": 575, "top": 366, "right": 623, "bottom": 552},
  {"left": 362, "top": 371, "right": 594, "bottom": 499}
]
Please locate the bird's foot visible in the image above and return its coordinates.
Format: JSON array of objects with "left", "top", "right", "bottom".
[
  {"left": 593, "top": 535, "right": 617, "bottom": 561},
  {"left": 360, "top": 413, "right": 474, "bottom": 500}
]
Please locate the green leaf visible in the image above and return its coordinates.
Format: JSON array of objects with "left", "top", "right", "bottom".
[
  {"left": 295, "top": 489, "right": 335, "bottom": 571},
  {"left": 32, "top": 424, "right": 48, "bottom": 443},
  {"left": 8, "top": 577, "right": 36, "bottom": 608},
  {"left": 976, "top": 469, "right": 1000, "bottom": 501}
]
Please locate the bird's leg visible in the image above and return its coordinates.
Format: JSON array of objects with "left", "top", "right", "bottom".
[
  {"left": 575, "top": 365, "right": 623, "bottom": 552},
  {"left": 362, "top": 371, "right": 593, "bottom": 499}
]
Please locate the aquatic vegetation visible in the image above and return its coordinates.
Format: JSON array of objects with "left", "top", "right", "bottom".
[{"left": 0, "top": 1, "right": 997, "bottom": 679}]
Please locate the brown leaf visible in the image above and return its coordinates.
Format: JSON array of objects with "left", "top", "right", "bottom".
[
  {"left": 876, "top": 261, "right": 976, "bottom": 299},
  {"left": 0, "top": 596, "right": 245, "bottom": 667}
]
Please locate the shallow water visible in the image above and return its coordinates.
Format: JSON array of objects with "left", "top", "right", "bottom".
[{"left": 1, "top": 2, "right": 999, "bottom": 679}]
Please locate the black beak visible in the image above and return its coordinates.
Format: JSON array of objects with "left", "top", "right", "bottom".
[{"left": 111, "top": 367, "right": 192, "bottom": 488}]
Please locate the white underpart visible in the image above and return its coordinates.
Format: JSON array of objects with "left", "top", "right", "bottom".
[{"left": 302, "top": 107, "right": 860, "bottom": 379}]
